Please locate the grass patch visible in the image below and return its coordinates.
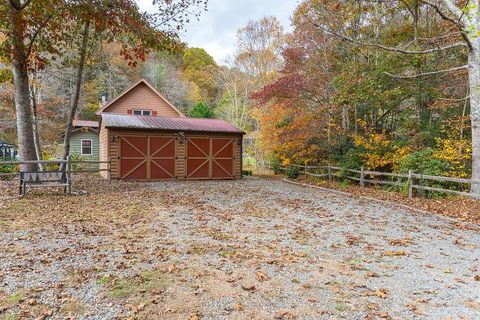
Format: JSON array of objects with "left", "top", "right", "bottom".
[
  {"left": 6, "top": 292, "right": 22, "bottom": 304},
  {"left": 5, "top": 313, "right": 18, "bottom": 320},
  {"left": 108, "top": 269, "right": 173, "bottom": 300},
  {"left": 335, "top": 302, "right": 353, "bottom": 312},
  {"left": 59, "top": 302, "right": 87, "bottom": 315},
  {"left": 97, "top": 275, "right": 112, "bottom": 286},
  {"left": 219, "top": 250, "right": 237, "bottom": 258},
  {"left": 208, "top": 230, "right": 234, "bottom": 241}
]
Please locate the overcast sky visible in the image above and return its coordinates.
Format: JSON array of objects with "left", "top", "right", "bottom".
[{"left": 137, "top": 0, "right": 299, "bottom": 64}]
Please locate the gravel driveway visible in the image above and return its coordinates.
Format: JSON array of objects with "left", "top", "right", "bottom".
[{"left": 1, "top": 177, "right": 479, "bottom": 319}]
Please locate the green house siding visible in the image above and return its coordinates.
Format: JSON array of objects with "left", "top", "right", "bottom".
[{"left": 69, "top": 131, "right": 100, "bottom": 161}]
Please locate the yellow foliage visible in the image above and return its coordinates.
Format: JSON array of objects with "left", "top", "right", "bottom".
[
  {"left": 433, "top": 138, "right": 471, "bottom": 178},
  {"left": 353, "top": 130, "right": 411, "bottom": 171}
]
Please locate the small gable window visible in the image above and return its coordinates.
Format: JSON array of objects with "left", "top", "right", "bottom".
[
  {"left": 81, "top": 139, "right": 92, "bottom": 155},
  {"left": 133, "top": 109, "right": 151, "bottom": 116}
]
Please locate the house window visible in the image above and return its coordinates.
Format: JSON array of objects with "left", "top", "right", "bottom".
[
  {"left": 81, "top": 139, "right": 92, "bottom": 155},
  {"left": 133, "top": 109, "right": 151, "bottom": 116}
]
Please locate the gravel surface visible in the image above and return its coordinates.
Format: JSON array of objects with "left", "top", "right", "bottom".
[{"left": 1, "top": 177, "right": 479, "bottom": 319}]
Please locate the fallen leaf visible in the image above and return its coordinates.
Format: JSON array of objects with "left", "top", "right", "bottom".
[
  {"left": 241, "top": 284, "right": 256, "bottom": 291},
  {"left": 189, "top": 313, "right": 200, "bottom": 320},
  {"left": 382, "top": 251, "right": 407, "bottom": 256},
  {"left": 234, "top": 303, "right": 243, "bottom": 311},
  {"left": 167, "top": 264, "right": 178, "bottom": 273},
  {"left": 374, "top": 289, "right": 388, "bottom": 299},
  {"left": 274, "top": 309, "right": 295, "bottom": 319},
  {"left": 256, "top": 271, "right": 270, "bottom": 282}
]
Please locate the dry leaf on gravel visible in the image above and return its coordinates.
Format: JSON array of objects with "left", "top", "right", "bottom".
[
  {"left": 255, "top": 271, "right": 270, "bottom": 282},
  {"left": 274, "top": 309, "right": 296, "bottom": 319},
  {"left": 383, "top": 250, "right": 407, "bottom": 256},
  {"left": 374, "top": 289, "right": 388, "bottom": 299}
]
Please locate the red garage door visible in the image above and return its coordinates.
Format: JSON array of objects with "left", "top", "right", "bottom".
[
  {"left": 186, "top": 137, "right": 210, "bottom": 179},
  {"left": 211, "top": 138, "right": 234, "bottom": 178},
  {"left": 120, "top": 135, "right": 176, "bottom": 180},
  {"left": 186, "top": 137, "right": 234, "bottom": 179}
]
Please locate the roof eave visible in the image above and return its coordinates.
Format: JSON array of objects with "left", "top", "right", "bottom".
[{"left": 104, "top": 125, "right": 245, "bottom": 135}]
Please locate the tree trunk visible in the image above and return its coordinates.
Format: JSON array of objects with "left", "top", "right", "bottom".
[
  {"left": 61, "top": 19, "right": 90, "bottom": 168},
  {"left": 31, "top": 92, "right": 44, "bottom": 171},
  {"left": 469, "top": 47, "right": 480, "bottom": 193},
  {"left": 9, "top": 4, "right": 37, "bottom": 171}
]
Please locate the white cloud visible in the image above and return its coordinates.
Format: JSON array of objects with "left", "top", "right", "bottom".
[{"left": 137, "top": 0, "right": 299, "bottom": 64}]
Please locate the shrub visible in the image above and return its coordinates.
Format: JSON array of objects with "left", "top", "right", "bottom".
[
  {"left": 398, "top": 148, "right": 454, "bottom": 197},
  {"left": 0, "top": 163, "right": 18, "bottom": 174},
  {"left": 270, "top": 158, "right": 282, "bottom": 175},
  {"left": 398, "top": 148, "right": 450, "bottom": 176},
  {"left": 338, "top": 148, "right": 364, "bottom": 170},
  {"left": 286, "top": 166, "right": 300, "bottom": 179},
  {"left": 242, "top": 169, "right": 253, "bottom": 176}
]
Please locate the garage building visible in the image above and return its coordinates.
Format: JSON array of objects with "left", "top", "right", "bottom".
[{"left": 98, "top": 79, "right": 244, "bottom": 181}]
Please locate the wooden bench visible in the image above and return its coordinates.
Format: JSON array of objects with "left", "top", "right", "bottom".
[{"left": 19, "top": 171, "right": 71, "bottom": 196}]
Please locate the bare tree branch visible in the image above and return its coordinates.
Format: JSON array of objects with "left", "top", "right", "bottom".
[
  {"left": 420, "top": 0, "right": 473, "bottom": 49},
  {"left": 417, "top": 31, "right": 461, "bottom": 41},
  {"left": 438, "top": 0, "right": 466, "bottom": 23},
  {"left": 421, "top": 0, "right": 460, "bottom": 25},
  {"left": 308, "top": 19, "right": 467, "bottom": 54},
  {"left": 384, "top": 65, "right": 468, "bottom": 78},
  {"left": 437, "top": 95, "right": 470, "bottom": 102}
]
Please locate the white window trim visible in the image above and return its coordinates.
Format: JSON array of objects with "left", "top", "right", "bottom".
[
  {"left": 81, "top": 139, "right": 93, "bottom": 155},
  {"left": 133, "top": 109, "right": 152, "bottom": 116}
]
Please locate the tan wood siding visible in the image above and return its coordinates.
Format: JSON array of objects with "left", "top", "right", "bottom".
[
  {"left": 102, "top": 83, "right": 181, "bottom": 117},
  {"left": 99, "top": 122, "right": 109, "bottom": 178},
  {"left": 105, "top": 129, "right": 242, "bottom": 180},
  {"left": 234, "top": 136, "right": 242, "bottom": 178},
  {"left": 176, "top": 137, "right": 186, "bottom": 179}
]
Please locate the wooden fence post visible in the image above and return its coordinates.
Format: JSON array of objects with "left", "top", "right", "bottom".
[
  {"left": 408, "top": 169, "right": 413, "bottom": 198},
  {"left": 304, "top": 161, "right": 307, "bottom": 179},
  {"left": 107, "top": 157, "right": 112, "bottom": 184},
  {"left": 328, "top": 164, "right": 332, "bottom": 182},
  {"left": 360, "top": 166, "right": 365, "bottom": 187},
  {"left": 66, "top": 156, "right": 72, "bottom": 195}
]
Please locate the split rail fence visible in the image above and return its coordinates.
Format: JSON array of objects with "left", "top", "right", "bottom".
[{"left": 256, "top": 160, "right": 480, "bottom": 200}]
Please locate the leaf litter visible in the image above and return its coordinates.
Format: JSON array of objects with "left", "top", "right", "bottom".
[{"left": 0, "top": 175, "right": 479, "bottom": 319}]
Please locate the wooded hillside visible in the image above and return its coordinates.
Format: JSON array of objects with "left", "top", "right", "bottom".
[{"left": 1, "top": 0, "right": 479, "bottom": 192}]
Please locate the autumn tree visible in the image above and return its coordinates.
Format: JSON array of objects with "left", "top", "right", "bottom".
[
  {"left": 1, "top": 0, "right": 66, "bottom": 170},
  {"left": 0, "top": 0, "right": 207, "bottom": 170},
  {"left": 235, "top": 16, "right": 285, "bottom": 89},
  {"left": 304, "top": 0, "right": 480, "bottom": 193},
  {"left": 183, "top": 47, "right": 218, "bottom": 104}
]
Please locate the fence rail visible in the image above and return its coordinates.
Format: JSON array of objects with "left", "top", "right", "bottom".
[
  {"left": 0, "top": 157, "right": 112, "bottom": 182},
  {"left": 257, "top": 160, "right": 480, "bottom": 200}
]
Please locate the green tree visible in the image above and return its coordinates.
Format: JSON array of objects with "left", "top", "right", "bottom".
[{"left": 189, "top": 102, "right": 213, "bottom": 118}]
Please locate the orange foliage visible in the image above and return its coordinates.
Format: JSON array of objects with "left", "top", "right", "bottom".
[{"left": 258, "top": 103, "right": 324, "bottom": 165}]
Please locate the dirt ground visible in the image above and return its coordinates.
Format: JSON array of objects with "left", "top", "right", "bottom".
[{"left": 1, "top": 176, "right": 479, "bottom": 320}]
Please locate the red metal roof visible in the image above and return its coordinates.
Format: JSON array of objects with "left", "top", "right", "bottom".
[
  {"left": 102, "top": 113, "right": 245, "bottom": 134},
  {"left": 73, "top": 120, "right": 99, "bottom": 128}
]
